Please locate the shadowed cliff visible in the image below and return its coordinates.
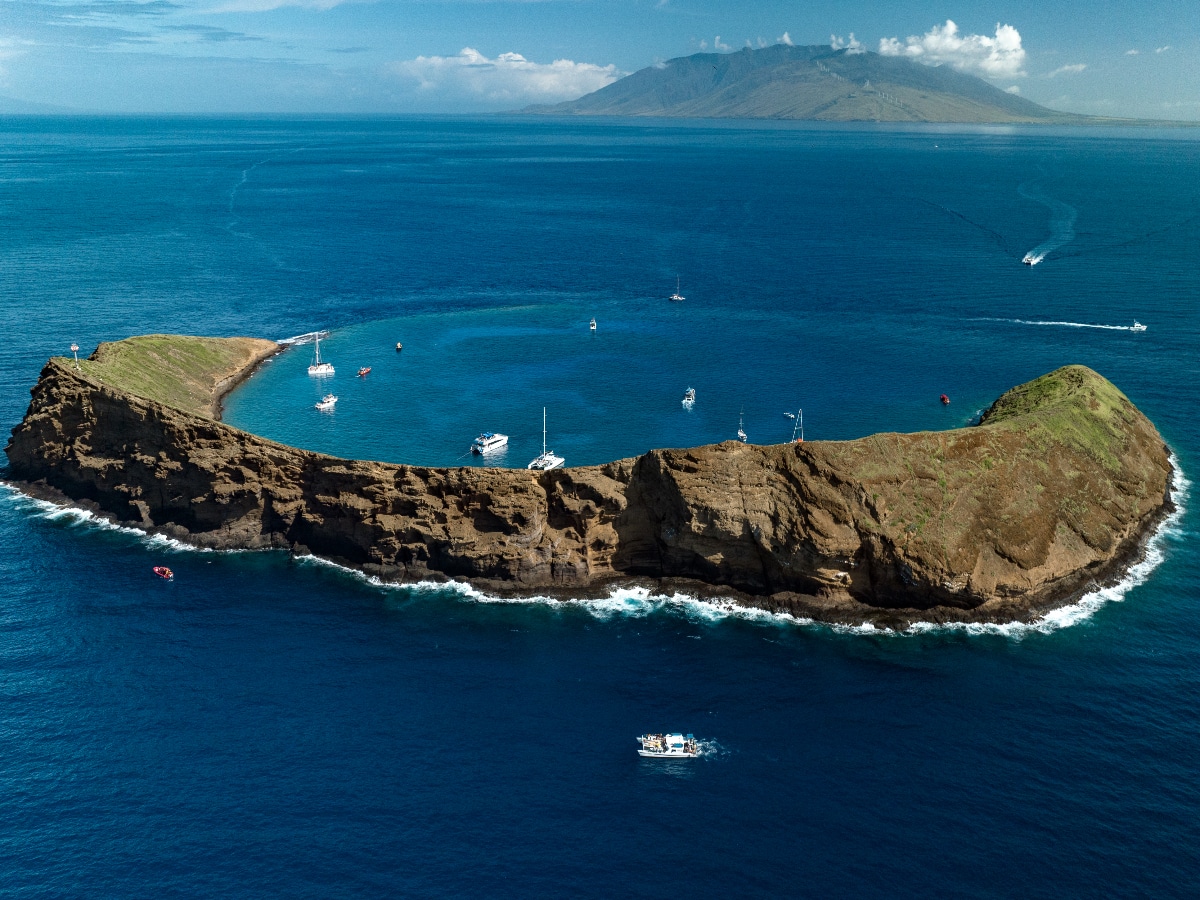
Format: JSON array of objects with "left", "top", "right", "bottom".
[{"left": 6, "top": 336, "right": 1173, "bottom": 625}]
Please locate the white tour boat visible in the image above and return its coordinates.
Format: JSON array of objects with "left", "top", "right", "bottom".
[
  {"left": 308, "top": 332, "right": 334, "bottom": 376},
  {"left": 589, "top": 317, "right": 597, "bottom": 331},
  {"left": 527, "top": 407, "right": 565, "bottom": 471},
  {"left": 669, "top": 276, "right": 685, "bottom": 302},
  {"left": 472, "top": 432, "right": 509, "bottom": 455},
  {"left": 315, "top": 393, "right": 337, "bottom": 411},
  {"left": 637, "top": 733, "right": 699, "bottom": 758},
  {"left": 682, "top": 387, "right": 696, "bottom": 407},
  {"left": 1131, "top": 321, "right": 1147, "bottom": 332}
]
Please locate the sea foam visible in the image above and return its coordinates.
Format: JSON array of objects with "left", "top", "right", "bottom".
[{"left": 3, "top": 454, "right": 1187, "bottom": 638}]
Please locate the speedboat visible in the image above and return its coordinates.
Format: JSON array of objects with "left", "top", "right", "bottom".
[
  {"left": 527, "top": 407, "right": 565, "bottom": 471},
  {"left": 1131, "top": 321, "right": 1147, "bottom": 332},
  {"left": 472, "top": 432, "right": 509, "bottom": 454},
  {"left": 152, "top": 566, "right": 174, "bottom": 581},
  {"left": 589, "top": 318, "right": 597, "bottom": 331},
  {"left": 315, "top": 394, "right": 337, "bottom": 411},
  {"left": 637, "top": 733, "right": 699, "bottom": 758},
  {"left": 1022, "top": 253, "right": 1041, "bottom": 266},
  {"left": 669, "top": 276, "right": 685, "bottom": 302},
  {"left": 395, "top": 342, "right": 403, "bottom": 351},
  {"left": 682, "top": 387, "right": 696, "bottom": 406},
  {"left": 940, "top": 393, "right": 950, "bottom": 405},
  {"left": 307, "top": 332, "right": 334, "bottom": 376},
  {"left": 357, "top": 366, "right": 371, "bottom": 377}
]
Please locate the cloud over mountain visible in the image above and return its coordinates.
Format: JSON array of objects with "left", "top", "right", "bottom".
[
  {"left": 879, "top": 20, "right": 1026, "bottom": 79},
  {"left": 392, "top": 48, "right": 621, "bottom": 105}
]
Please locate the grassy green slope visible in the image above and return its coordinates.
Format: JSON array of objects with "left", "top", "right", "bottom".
[{"left": 64, "top": 334, "right": 279, "bottom": 419}]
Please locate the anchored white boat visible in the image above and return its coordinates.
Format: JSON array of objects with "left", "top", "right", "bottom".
[
  {"left": 669, "top": 276, "right": 685, "bottom": 302},
  {"left": 315, "top": 393, "right": 337, "bottom": 411},
  {"left": 637, "top": 733, "right": 699, "bottom": 758},
  {"left": 682, "top": 387, "right": 696, "bottom": 407},
  {"left": 527, "top": 407, "right": 565, "bottom": 471},
  {"left": 472, "top": 432, "right": 509, "bottom": 454},
  {"left": 589, "top": 318, "right": 597, "bottom": 331},
  {"left": 737, "top": 408, "right": 747, "bottom": 443},
  {"left": 308, "top": 332, "right": 334, "bottom": 376},
  {"left": 1131, "top": 321, "right": 1147, "bottom": 332}
]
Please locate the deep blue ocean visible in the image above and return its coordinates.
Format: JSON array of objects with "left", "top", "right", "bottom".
[{"left": 2, "top": 117, "right": 1199, "bottom": 897}]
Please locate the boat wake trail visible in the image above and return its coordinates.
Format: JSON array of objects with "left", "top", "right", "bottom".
[
  {"left": 1018, "top": 177, "right": 1077, "bottom": 265},
  {"left": 972, "top": 317, "right": 1145, "bottom": 332}
]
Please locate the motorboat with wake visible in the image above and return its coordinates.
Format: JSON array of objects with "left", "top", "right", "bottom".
[
  {"left": 315, "top": 394, "right": 337, "bottom": 411},
  {"left": 1131, "top": 321, "right": 1147, "bottom": 332},
  {"left": 682, "top": 387, "right": 695, "bottom": 407},
  {"left": 472, "top": 432, "right": 509, "bottom": 455},
  {"left": 527, "top": 408, "right": 564, "bottom": 471},
  {"left": 637, "top": 733, "right": 699, "bottom": 758},
  {"left": 308, "top": 332, "right": 334, "bottom": 376}
]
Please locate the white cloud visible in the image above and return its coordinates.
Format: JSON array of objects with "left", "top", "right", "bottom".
[
  {"left": 1126, "top": 49, "right": 1140, "bottom": 56},
  {"left": 1048, "top": 63, "right": 1086, "bottom": 77},
  {"left": 830, "top": 33, "right": 865, "bottom": 54},
  {"left": 879, "top": 20, "right": 1026, "bottom": 79},
  {"left": 714, "top": 35, "right": 730, "bottom": 52},
  {"left": 778, "top": 32, "right": 793, "bottom": 46},
  {"left": 392, "top": 48, "right": 621, "bottom": 104},
  {"left": 1005, "top": 85, "right": 1021, "bottom": 94},
  {"left": 1155, "top": 45, "right": 1170, "bottom": 53}
]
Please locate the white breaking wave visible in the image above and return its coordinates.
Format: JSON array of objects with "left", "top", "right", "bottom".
[
  {"left": 3, "top": 454, "right": 1187, "bottom": 638},
  {"left": 973, "top": 317, "right": 1145, "bottom": 332},
  {"left": 1018, "top": 177, "right": 1078, "bottom": 265}
]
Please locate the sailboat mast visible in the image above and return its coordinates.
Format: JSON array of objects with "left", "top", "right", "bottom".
[{"left": 543, "top": 407, "right": 547, "bottom": 456}]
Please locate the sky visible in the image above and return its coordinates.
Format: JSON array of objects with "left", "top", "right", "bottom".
[{"left": 0, "top": 0, "right": 1196, "bottom": 118}]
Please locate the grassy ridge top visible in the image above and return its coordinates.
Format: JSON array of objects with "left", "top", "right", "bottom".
[
  {"left": 64, "top": 335, "right": 279, "bottom": 419},
  {"left": 979, "top": 364, "right": 1138, "bottom": 470}
]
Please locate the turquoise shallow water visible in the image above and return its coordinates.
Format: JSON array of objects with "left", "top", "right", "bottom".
[{"left": 2, "top": 117, "right": 1200, "bottom": 896}]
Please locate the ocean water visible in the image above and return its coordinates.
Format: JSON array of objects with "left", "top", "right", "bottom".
[{"left": 2, "top": 117, "right": 1200, "bottom": 896}]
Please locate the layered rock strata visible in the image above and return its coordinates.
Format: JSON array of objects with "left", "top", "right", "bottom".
[{"left": 5, "top": 336, "right": 1173, "bottom": 626}]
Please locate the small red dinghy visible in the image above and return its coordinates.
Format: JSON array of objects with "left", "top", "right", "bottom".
[
  {"left": 940, "top": 394, "right": 950, "bottom": 405},
  {"left": 153, "top": 566, "right": 174, "bottom": 581}
]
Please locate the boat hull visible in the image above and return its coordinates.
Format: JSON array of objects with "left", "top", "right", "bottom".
[{"left": 637, "top": 749, "right": 698, "bottom": 758}]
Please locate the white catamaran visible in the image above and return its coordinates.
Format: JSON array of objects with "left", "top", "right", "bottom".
[
  {"left": 669, "top": 276, "right": 685, "bottom": 302},
  {"left": 307, "top": 332, "right": 334, "bottom": 376},
  {"left": 527, "top": 407, "right": 565, "bottom": 471}
]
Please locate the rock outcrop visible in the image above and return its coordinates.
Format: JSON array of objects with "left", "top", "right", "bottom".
[{"left": 5, "top": 336, "right": 1174, "bottom": 625}]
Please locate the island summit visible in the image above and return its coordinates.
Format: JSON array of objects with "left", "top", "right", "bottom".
[{"left": 6, "top": 335, "right": 1174, "bottom": 627}]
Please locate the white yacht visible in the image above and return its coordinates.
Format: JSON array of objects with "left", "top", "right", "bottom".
[
  {"left": 669, "top": 276, "right": 685, "bottom": 302},
  {"left": 527, "top": 407, "right": 565, "bottom": 471},
  {"left": 737, "top": 408, "right": 747, "bottom": 443},
  {"left": 315, "top": 393, "right": 337, "bottom": 411},
  {"left": 1131, "top": 321, "right": 1147, "bottom": 332},
  {"left": 589, "top": 318, "right": 597, "bottom": 331},
  {"left": 637, "top": 733, "right": 699, "bottom": 758},
  {"left": 472, "top": 432, "right": 509, "bottom": 455},
  {"left": 682, "top": 387, "right": 696, "bottom": 407},
  {"left": 308, "top": 332, "right": 334, "bottom": 376}
]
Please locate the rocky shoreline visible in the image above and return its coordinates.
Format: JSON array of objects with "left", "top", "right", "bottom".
[{"left": 4, "top": 336, "right": 1175, "bottom": 626}]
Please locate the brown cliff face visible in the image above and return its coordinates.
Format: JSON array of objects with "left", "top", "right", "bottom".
[{"left": 5, "top": 341, "right": 1173, "bottom": 626}]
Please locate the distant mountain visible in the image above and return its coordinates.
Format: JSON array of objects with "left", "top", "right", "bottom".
[{"left": 525, "top": 44, "right": 1085, "bottom": 124}]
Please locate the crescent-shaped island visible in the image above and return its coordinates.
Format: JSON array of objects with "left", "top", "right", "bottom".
[{"left": 5, "top": 334, "right": 1174, "bottom": 627}]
